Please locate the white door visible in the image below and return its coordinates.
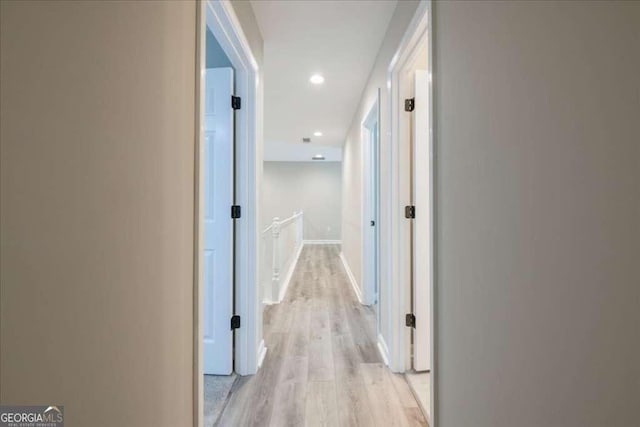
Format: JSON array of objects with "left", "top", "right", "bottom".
[
  {"left": 412, "top": 70, "right": 431, "bottom": 371},
  {"left": 364, "top": 122, "right": 379, "bottom": 305},
  {"left": 371, "top": 124, "right": 379, "bottom": 305},
  {"left": 362, "top": 96, "right": 379, "bottom": 308},
  {"left": 203, "top": 67, "right": 234, "bottom": 375},
  {"left": 365, "top": 120, "right": 379, "bottom": 305},
  {"left": 371, "top": 123, "right": 380, "bottom": 333}
]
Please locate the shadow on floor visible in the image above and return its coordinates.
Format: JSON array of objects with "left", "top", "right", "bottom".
[{"left": 204, "top": 374, "right": 236, "bottom": 427}]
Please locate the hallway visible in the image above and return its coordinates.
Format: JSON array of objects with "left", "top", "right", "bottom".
[{"left": 216, "top": 245, "right": 428, "bottom": 426}]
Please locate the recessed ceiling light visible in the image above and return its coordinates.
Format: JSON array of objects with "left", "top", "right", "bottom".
[
  {"left": 312, "top": 154, "right": 325, "bottom": 160},
  {"left": 313, "top": 131, "right": 323, "bottom": 137},
  {"left": 310, "top": 74, "right": 325, "bottom": 85}
]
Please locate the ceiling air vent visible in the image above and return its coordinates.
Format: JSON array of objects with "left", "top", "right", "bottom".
[{"left": 302, "top": 137, "right": 311, "bottom": 143}]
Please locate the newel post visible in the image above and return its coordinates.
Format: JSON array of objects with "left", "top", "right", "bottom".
[{"left": 271, "top": 217, "right": 281, "bottom": 302}]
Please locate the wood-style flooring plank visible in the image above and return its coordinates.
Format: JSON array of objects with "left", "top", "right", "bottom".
[
  {"left": 404, "top": 407, "right": 429, "bottom": 427},
  {"left": 390, "top": 372, "right": 420, "bottom": 409},
  {"left": 331, "top": 334, "right": 361, "bottom": 381},
  {"left": 304, "top": 381, "right": 339, "bottom": 427},
  {"left": 360, "top": 363, "right": 412, "bottom": 427},
  {"left": 335, "top": 379, "right": 376, "bottom": 427},
  {"left": 269, "top": 381, "right": 307, "bottom": 427},
  {"left": 307, "top": 336, "right": 334, "bottom": 381}
]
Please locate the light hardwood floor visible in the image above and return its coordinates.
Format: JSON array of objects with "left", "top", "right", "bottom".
[{"left": 215, "top": 244, "right": 428, "bottom": 427}]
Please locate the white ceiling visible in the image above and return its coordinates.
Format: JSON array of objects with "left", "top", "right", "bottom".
[{"left": 251, "top": 0, "right": 398, "bottom": 161}]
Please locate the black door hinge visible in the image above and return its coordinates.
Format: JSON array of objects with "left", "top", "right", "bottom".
[
  {"left": 405, "top": 205, "right": 415, "bottom": 219},
  {"left": 230, "top": 315, "right": 241, "bottom": 330},
  {"left": 406, "top": 313, "right": 416, "bottom": 328},
  {"left": 231, "top": 95, "right": 241, "bottom": 110},
  {"left": 404, "top": 98, "right": 415, "bottom": 112},
  {"left": 231, "top": 205, "right": 241, "bottom": 219}
]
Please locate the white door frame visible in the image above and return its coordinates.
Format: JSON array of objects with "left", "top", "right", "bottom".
[
  {"left": 361, "top": 94, "right": 380, "bottom": 308},
  {"left": 195, "top": 1, "right": 262, "bottom": 426},
  {"left": 386, "top": 0, "right": 436, "bottom": 424}
]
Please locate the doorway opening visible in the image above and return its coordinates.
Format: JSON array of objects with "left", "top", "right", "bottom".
[
  {"left": 196, "top": 0, "right": 433, "bottom": 425},
  {"left": 407, "top": 58, "right": 431, "bottom": 423},
  {"left": 387, "top": 1, "right": 434, "bottom": 424},
  {"left": 195, "top": 1, "right": 261, "bottom": 426},
  {"left": 362, "top": 90, "right": 381, "bottom": 334}
]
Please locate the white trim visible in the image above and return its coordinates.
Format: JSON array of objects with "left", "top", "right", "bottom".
[
  {"left": 303, "top": 239, "right": 342, "bottom": 245},
  {"left": 256, "top": 339, "right": 267, "bottom": 369},
  {"left": 278, "top": 242, "right": 303, "bottom": 302},
  {"left": 377, "top": 333, "right": 390, "bottom": 366},
  {"left": 196, "top": 2, "right": 261, "bottom": 425},
  {"left": 339, "top": 252, "right": 363, "bottom": 304},
  {"left": 426, "top": 3, "right": 436, "bottom": 423}
]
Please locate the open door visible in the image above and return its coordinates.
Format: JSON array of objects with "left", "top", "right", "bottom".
[
  {"left": 203, "top": 67, "right": 235, "bottom": 375},
  {"left": 412, "top": 70, "right": 430, "bottom": 372}
]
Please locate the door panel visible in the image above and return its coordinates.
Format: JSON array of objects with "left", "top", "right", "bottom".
[
  {"left": 203, "top": 67, "right": 234, "bottom": 375},
  {"left": 413, "top": 70, "right": 431, "bottom": 371},
  {"left": 372, "top": 124, "right": 379, "bottom": 305},
  {"left": 363, "top": 94, "right": 380, "bottom": 310}
]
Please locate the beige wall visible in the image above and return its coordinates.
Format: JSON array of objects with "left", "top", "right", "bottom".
[
  {"left": 341, "top": 0, "right": 420, "bottom": 341},
  {"left": 433, "top": 1, "right": 640, "bottom": 426},
  {"left": 0, "top": 2, "right": 196, "bottom": 426},
  {"left": 263, "top": 162, "right": 342, "bottom": 241}
]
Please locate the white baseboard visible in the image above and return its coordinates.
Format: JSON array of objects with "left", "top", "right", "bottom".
[
  {"left": 257, "top": 339, "right": 267, "bottom": 369},
  {"left": 278, "top": 243, "right": 304, "bottom": 302},
  {"left": 339, "top": 252, "right": 363, "bottom": 304},
  {"left": 377, "top": 333, "right": 390, "bottom": 366},
  {"left": 303, "top": 239, "right": 342, "bottom": 245}
]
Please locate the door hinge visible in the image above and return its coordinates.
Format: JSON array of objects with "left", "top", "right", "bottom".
[
  {"left": 231, "top": 95, "right": 241, "bottom": 110},
  {"left": 231, "top": 205, "right": 241, "bottom": 219},
  {"left": 230, "top": 315, "right": 241, "bottom": 330},
  {"left": 404, "top": 97, "right": 415, "bottom": 112},
  {"left": 406, "top": 313, "right": 416, "bottom": 328},
  {"left": 405, "top": 205, "right": 415, "bottom": 219}
]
